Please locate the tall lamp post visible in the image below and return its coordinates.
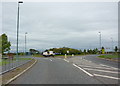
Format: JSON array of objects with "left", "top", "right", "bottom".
[
  {"left": 111, "top": 37, "right": 113, "bottom": 52},
  {"left": 25, "top": 32, "right": 27, "bottom": 55},
  {"left": 98, "top": 32, "right": 101, "bottom": 54},
  {"left": 16, "top": 1, "right": 23, "bottom": 60}
]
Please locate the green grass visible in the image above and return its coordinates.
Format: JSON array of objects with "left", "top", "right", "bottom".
[
  {"left": 17, "top": 58, "right": 32, "bottom": 60},
  {"left": 0, "top": 57, "right": 32, "bottom": 66},
  {"left": 0, "top": 60, "right": 9, "bottom": 66},
  {"left": 33, "top": 54, "right": 44, "bottom": 57},
  {"left": 98, "top": 54, "right": 119, "bottom": 59}
]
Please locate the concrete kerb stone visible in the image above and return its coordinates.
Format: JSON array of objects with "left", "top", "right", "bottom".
[{"left": 2, "top": 59, "right": 37, "bottom": 85}]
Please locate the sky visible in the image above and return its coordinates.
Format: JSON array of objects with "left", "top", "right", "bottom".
[{"left": 1, "top": 1, "right": 118, "bottom": 52}]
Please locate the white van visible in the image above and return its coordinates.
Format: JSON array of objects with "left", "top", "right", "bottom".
[{"left": 43, "top": 51, "right": 55, "bottom": 57}]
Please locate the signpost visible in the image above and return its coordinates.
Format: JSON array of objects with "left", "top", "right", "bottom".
[{"left": 65, "top": 50, "right": 69, "bottom": 58}]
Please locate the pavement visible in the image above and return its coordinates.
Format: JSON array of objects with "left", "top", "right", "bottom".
[{"left": 8, "top": 55, "right": 119, "bottom": 85}]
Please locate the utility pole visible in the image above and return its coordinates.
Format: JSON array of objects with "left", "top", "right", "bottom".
[
  {"left": 111, "top": 37, "right": 113, "bottom": 52},
  {"left": 16, "top": 1, "right": 23, "bottom": 60},
  {"left": 25, "top": 32, "right": 27, "bottom": 55},
  {"left": 98, "top": 32, "right": 101, "bottom": 54}
]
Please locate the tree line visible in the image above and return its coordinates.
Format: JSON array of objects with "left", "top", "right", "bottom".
[
  {"left": 44, "top": 47, "right": 99, "bottom": 55},
  {"left": 0, "top": 34, "right": 119, "bottom": 56}
]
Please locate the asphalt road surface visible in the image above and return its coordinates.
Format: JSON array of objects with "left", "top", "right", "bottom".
[
  {"left": 9, "top": 55, "right": 119, "bottom": 85},
  {"left": 66, "top": 55, "right": 119, "bottom": 84},
  {"left": 81, "top": 55, "right": 119, "bottom": 68}
]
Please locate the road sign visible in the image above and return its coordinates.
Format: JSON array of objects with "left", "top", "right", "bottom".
[{"left": 67, "top": 50, "right": 69, "bottom": 53}]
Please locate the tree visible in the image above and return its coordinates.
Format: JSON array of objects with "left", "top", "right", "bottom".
[
  {"left": 114, "top": 46, "right": 118, "bottom": 52},
  {"left": 93, "top": 48, "right": 98, "bottom": 54},
  {"left": 84, "top": 49, "right": 86, "bottom": 54},
  {"left": 29, "top": 49, "right": 39, "bottom": 55},
  {"left": 0, "top": 34, "right": 11, "bottom": 54}
]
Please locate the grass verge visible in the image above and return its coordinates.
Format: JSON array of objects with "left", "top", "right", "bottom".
[
  {"left": 1, "top": 59, "right": 36, "bottom": 85},
  {"left": 98, "top": 54, "right": 119, "bottom": 59},
  {"left": 0, "top": 58, "right": 32, "bottom": 66}
]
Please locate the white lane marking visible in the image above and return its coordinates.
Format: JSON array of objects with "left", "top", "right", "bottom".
[
  {"left": 83, "top": 59, "right": 92, "bottom": 63},
  {"left": 94, "top": 74, "right": 120, "bottom": 80},
  {"left": 43, "top": 58, "right": 48, "bottom": 59},
  {"left": 100, "top": 64, "right": 118, "bottom": 69},
  {"left": 73, "top": 64, "right": 93, "bottom": 77},
  {"left": 88, "top": 61, "right": 92, "bottom": 63},
  {"left": 84, "top": 68, "right": 119, "bottom": 74},
  {"left": 79, "top": 65, "right": 118, "bottom": 70},
  {"left": 64, "top": 59, "right": 69, "bottom": 62},
  {"left": 49, "top": 59, "right": 52, "bottom": 61},
  {"left": 6, "top": 60, "right": 37, "bottom": 84}
]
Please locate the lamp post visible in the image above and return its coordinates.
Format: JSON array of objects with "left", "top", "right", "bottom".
[
  {"left": 16, "top": 1, "right": 23, "bottom": 60},
  {"left": 25, "top": 32, "right": 27, "bottom": 55},
  {"left": 111, "top": 37, "right": 113, "bottom": 52},
  {"left": 98, "top": 32, "right": 101, "bottom": 54}
]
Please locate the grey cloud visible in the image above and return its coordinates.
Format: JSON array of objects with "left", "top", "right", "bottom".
[{"left": 2, "top": 2, "right": 118, "bottom": 52}]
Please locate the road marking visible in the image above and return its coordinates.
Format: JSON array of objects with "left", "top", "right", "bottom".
[
  {"left": 79, "top": 65, "right": 118, "bottom": 70},
  {"left": 49, "top": 59, "right": 52, "bottom": 61},
  {"left": 6, "top": 59, "right": 37, "bottom": 85},
  {"left": 94, "top": 74, "right": 120, "bottom": 80},
  {"left": 64, "top": 59, "right": 69, "bottom": 62},
  {"left": 88, "top": 61, "right": 92, "bottom": 63},
  {"left": 83, "top": 59, "right": 92, "bottom": 63},
  {"left": 84, "top": 68, "right": 119, "bottom": 74},
  {"left": 100, "top": 64, "right": 118, "bottom": 69},
  {"left": 73, "top": 64, "right": 93, "bottom": 77}
]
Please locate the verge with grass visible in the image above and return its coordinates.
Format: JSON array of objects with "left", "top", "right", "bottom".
[
  {"left": 98, "top": 54, "right": 119, "bottom": 59},
  {"left": 0, "top": 58, "right": 32, "bottom": 66}
]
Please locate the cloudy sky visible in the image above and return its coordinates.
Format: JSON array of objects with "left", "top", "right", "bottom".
[{"left": 1, "top": 1, "right": 118, "bottom": 52}]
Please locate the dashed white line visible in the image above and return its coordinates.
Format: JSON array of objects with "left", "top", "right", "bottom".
[
  {"left": 94, "top": 74, "right": 120, "bottom": 80},
  {"left": 88, "top": 61, "right": 92, "bottom": 63},
  {"left": 73, "top": 64, "right": 93, "bottom": 77},
  {"left": 49, "top": 59, "right": 52, "bottom": 61},
  {"left": 64, "top": 59, "right": 69, "bottom": 62},
  {"left": 84, "top": 68, "right": 119, "bottom": 74},
  {"left": 57, "top": 58, "right": 61, "bottom": 59}
]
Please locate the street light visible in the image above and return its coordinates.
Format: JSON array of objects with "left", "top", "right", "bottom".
[
  {"left": 98, "top": 32, "right": 101, "bottom": 54},
  {"left": 25, "top": 32, "right": 27, "bottom": 55},
  {"left": 16, "top": 1, "right": 23, "bottom": 60},
  {"left": 111, "top": 37, "right": 113, "bottom": 52}
]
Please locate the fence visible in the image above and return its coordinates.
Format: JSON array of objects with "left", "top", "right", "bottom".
[{"left": 0, "top": 55, "right": 33, "bottom": 75}]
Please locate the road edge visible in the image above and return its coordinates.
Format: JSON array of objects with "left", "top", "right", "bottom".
[
  {"left": 97, "top": 56, "right": 120, "bottom": 62},
  {"left": 4, "top": 59, "right": 37, "bottom": 85}
]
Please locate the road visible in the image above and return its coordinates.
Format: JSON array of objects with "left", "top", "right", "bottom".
[
  {"left": 81, "top": 55, "right": 119, "bottom": 68},
  {"left": 66, "top": 55, "right": 119, "bottom": 84},
  {"left": 9, "top": 55, "right": 119, "bottom": 85}
]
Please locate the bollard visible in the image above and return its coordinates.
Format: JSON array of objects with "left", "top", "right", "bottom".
[
  {"left": 65, "top": 54, "right": 67, "bottom": 58},
  {"left": 72, "top": 54, "right": 74, "bottom": 57}
]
